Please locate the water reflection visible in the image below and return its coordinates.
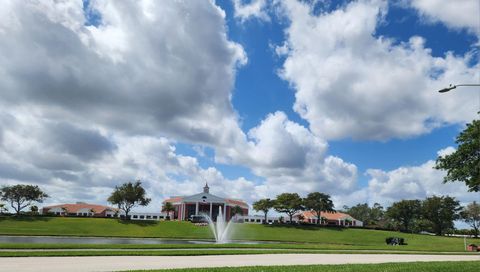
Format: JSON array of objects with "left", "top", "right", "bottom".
[{"left": 0, "top": 236, "right": 267, "bottom": 245}]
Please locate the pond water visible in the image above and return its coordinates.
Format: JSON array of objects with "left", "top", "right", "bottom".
[{"left": 0, "top": 236, "right": 267, "bottom": 245}]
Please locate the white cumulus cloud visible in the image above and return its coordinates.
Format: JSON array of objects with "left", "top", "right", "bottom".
[{"left": 277, "top": 0, "right": 479, "bottom": 141}]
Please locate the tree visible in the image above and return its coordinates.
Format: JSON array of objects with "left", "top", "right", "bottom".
[
  {"left": 422, "top": 195, "right": 461, "bottom": 235},
  {"left": 253, "top": 198, "right": 275, "bottom": 224},
  {"left": 162, "top": 202, "right": 175, "bottom": 220},
  {"left": 29, "top": 205, "right": 39, "bottom": 215},
  {"left": 435, "top": 119, "right": 480, "bottom": 192},
  {"left": 303, "top": 192, "right": 335, "bottom": 225},
  {"left": 386, "top": 200, "right": 422, "bottom": 232},
  {"left": 460, "top": 201, "right": 480, "bottom": 238},
  {"left": 231, "top": 205, "right": 244, "bottom": 220},
  {"left": 0, "top": 203, "right": 7, "bottom": 214},
  {"left": 343, "top": 203, "right": 384, "bottom": 227},
  {"left": 107, "top": 181, "right": 151, "bottom": 220},
  {"left": 89, "top": 208, "right": 95, "bottom": 217},
  {"left": 343, "top": 203, "right": 370, "bottom": 223},
  {"left": 0, "top": 185, "right": 49, "bottom": 216},
  {"left": 274, "top": 193, "right": 304, "bottom": 223}
]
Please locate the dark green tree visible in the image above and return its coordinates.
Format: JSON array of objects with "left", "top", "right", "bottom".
[
  {"left": 343, "top": 203, "right": 384, "bottom": 227},
  {"left": 274, "top": 193, "right": 304, "bottom": 223},
  {"left": 435, "top": 119, "right": 480, "bottom": 191},
  {"left": 29, "top": 205, "right": 39, "bottom": 215},
  {"left": 0, "top": 185, "right": 49, "bottom": 216},
  {"left": 422, "top": 195, "right": 461, "bottom": 235},
  {"left": 252, "top": 198, "right": 275, "bottom": 224},
  {"left": 162, "top": 202, "right": 175, "bottom": 220},
  {"left": 386, "top": 199, "right": 422, "bottom": 232},
  {"left": 460, "top": 201, "right": 480, "bottom": 238},
  {"left": 343, "top": 203, "right": 370, "bottom": 223},
  {"left": 231, "top": 205, "right": 244, "bottom": 219},
  {"left": 303, "top": 192, "right": 335, "bottom": 224},
  {"left": 108, "top": 181, "right": 151, "bottom": 220}
]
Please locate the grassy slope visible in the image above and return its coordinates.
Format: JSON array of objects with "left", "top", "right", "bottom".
[
  {"left": 0, "top": 217, "right": 473, "bottom": 252},
  {"left": 130, "top": 262, "right": 480, "bottom": 272}
]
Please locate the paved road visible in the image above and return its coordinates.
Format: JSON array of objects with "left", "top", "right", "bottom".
[{"left": 1, "top": 254, "right": 478, "bottom": 272}]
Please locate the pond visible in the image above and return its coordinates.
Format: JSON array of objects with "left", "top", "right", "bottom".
[{"left": 0, "top": 235, "right": 268, "bottom": 245}]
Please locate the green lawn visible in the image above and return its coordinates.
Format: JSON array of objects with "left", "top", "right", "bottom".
[
  {"left": 0, "top": 216, "right": 475, "bottom": 253},
  {"left": 129, "top": 262, "right": 480, "bottom": 272}
]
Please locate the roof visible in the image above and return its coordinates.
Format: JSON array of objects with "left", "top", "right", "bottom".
[
  {"left": 226, "top": 199, "right": 249, "bottom": 209},
  {"left": 163, "top": 194, "right": 249, "bottom": 209},
  {"left": 43, "top": 203, "right": 117, "bottom": 214},
  {"left": 163, "top": 196, "right": 184, "bottom": 203},
  {"left": 297, "top": 211, "right": 357, "bottom": 221}
]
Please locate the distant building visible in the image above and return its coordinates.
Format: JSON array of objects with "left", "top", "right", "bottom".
[
  {"left": 294, "top": 211, "right": 363, "bottom": 227},
  {"left": 162, "top": 183, "right": 249, "bottom": 221},
  {"left": 42, "top": 202, "right": 118, "bottom": 217}
]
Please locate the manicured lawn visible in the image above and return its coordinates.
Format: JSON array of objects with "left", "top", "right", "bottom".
[
  {"left": 0, "top": 216, "right": 475, "bottom": 252},
  {"left": 129, "top": 262, "right": 480, "bottom": 272}
]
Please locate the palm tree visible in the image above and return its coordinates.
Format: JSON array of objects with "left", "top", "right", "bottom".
[
  {"left": 162, "top": 202, "right": 175, "bottom": 220},
  {"left": 30, "top": 205, "right": 38, "bottom": 215},
  {"left": 231, "top": 205, "right": 244, "bottom": 220},
  {"left": 89, "top": 208, "right": 95, "bottom": 217},
  {"left": 61, "top": 207, "right": 68, "bottom": 216}
]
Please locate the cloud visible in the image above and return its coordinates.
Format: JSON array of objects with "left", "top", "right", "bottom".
[
  {"left": 365, "top": 152, "right": 478, "bottom": 206},
  {"left": 406, "top": 0, "right": 480, "bottom": 34},
  {"left": 277, "top": 0, "right": 479, "bottom": 141},
  {"left": 0, "top": 0, "right": 256, "bottom": 211},
  {"left": 226, "top": 111, "right": 358, "bottom": 202},
  {"left": 0, "top": 0, "right": 247, "bottom": 149},
  {"left": 232, "top": 0, "right": 270, "bottom": 22}
]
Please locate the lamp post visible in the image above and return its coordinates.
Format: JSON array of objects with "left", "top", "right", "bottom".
[
  {"left": 438, "top": 84, "right": 480, "bottom": 93},
  {"left": 438, "top": 84, "right": 480, "bottom": 115}
]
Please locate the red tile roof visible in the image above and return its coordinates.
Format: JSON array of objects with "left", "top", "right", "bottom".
[
  {"left": 163, "top": 197, "right": 184, "bottom": 203},
  {"left": 298, "top": 211, "right": 357, "bottom": 221},
  {"left": 43, "top": 203, "right": 116, "bottom": 214},
  {"left": 226, "top": 199, "right": 248, "bottom": 208}
]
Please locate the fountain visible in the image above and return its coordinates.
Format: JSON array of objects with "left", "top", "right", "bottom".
[{"left": 204, "top": 209, "right": 234, "bottom": 243}]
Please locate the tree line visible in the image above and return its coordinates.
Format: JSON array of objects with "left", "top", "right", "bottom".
[
  {"left": 343, "top": 197, "right": 480, "bottom": 237},
  {"left": 253, "top": 192, "right": 334, "bottom": 224},
  {"left": 0, "top": 181, "right": 151, "bottom": 220},
  {"left": 2, "top": 183, "right": 479, "bottom": 237}
]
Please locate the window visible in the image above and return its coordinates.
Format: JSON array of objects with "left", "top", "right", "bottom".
[
  {"left": 256, "top": 219, "right": 261, "bottom": 223},
  {"left": 153, "top": 216, "right": 158, "bottom": 219},
  {"left": 146, "top": 215, "right": 151, "bottom": 219},
  {"left": 133, "top": 215, "right": 138, "bottom": 219},
  {"left": 139, "top": 215, "right": 145, "bottom": 219}
]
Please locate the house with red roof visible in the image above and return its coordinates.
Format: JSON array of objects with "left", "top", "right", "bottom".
[
  {"left": 42, "top": 202, "right": 118, "bottom": 217},
  {"left": 162, "top": 183, "right": 248, "bottom": 221},
  {"left": 294, "top": 211, "right": 363, "bottom": 227}
]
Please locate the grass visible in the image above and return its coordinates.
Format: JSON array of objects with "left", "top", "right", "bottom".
[
  {"left": 0, "top": 216, "right": 476, "bottom": 253},
  {"left": 127, "top": 262, "right": 480, "bottom": 272}
]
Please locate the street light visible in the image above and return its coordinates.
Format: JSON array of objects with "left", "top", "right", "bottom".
[{"left": 438, "top": 84, "right": 480, "bottom": 93}]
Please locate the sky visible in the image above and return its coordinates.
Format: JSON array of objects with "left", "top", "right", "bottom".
[{"left": 0, "top": 0, "right": 479, "bottom": 214}]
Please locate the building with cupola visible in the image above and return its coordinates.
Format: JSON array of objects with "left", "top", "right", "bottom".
[{"left": 162, "top": 183, "right": 249, "bottom": 221}]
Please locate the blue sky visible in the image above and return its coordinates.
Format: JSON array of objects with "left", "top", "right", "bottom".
[
  {"left": 0, "top": 0, "right": 479, "bottom": 211},
  {"left": 191, "top": 0, "right": 478, "bottom": 186}
]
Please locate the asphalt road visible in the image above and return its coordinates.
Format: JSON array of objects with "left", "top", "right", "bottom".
[{"left": 1, "top": 254, "right": 479, "bottom": 272}]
